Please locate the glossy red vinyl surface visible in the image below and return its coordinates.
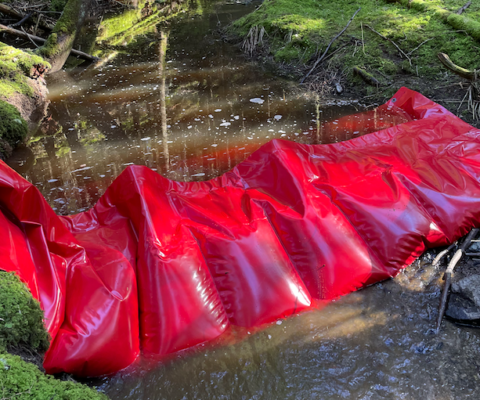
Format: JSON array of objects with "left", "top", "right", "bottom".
[{"left": 1, "top": 87, "right": 480, "bottom": 377}]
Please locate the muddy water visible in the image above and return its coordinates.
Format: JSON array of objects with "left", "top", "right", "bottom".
[
  {"left": 9, "top": 1, "right": 480, "bottom": 399},
  {"left": 102, "top": 253, "right": 480, "bottom": 400}
]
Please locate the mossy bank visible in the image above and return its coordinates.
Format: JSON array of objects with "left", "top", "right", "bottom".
[
  {"left": 0, "top": 101, "right": 28, "bottom": 160},
  {"left": 0, "top": 43, "right": 50, "bottom": 160},
  {"left": 0, "top": 271, "right": 108, "bottom": 399},
  {"left": 231, "top": 0, "right": 480, "bottom": 125}
]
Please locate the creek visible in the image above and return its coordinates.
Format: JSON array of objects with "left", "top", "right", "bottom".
[{"left": 8, "top": 1, "right": 480, "bottom": 399}]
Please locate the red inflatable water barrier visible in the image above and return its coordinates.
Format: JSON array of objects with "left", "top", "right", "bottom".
[{"left": 1, "top": 87, "right": 480, "bottom": 377}]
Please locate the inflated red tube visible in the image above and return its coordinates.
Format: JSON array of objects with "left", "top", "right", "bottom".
[{"left": 1, "top": 87, "right": 480, "bottom": 376}]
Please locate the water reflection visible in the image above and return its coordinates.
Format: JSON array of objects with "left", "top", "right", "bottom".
[{"left": 7, "top": 1, "right": 410, "bottom": 215}]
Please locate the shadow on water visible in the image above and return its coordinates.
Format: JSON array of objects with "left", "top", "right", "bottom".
[{"left": 7, "top": 1, "right": 480, "bottom": 398}]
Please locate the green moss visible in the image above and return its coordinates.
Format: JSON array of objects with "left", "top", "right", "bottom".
[
  {"left": 38, "top": 32, "right": 58, "bottom": 60},
  {"left": 0, "top": 101, "right": 28, "bottom": 161},
  {"left": 0, "top": 42, "right": 50, "bottom": 98},
  {"left": 379, "top": 59, "right": 399, "bottom": 75},
  {"left": 37, "top": 0, "right": 83, "bottom": 60},
  {"left": 401, "top": 59, "right": 414, "bottom": 74},
  {"left": 0, "top": 43, "right": 48, "bottom": 77},
  {"left": 0, "top": 272, "right": 108, "bottom": 398},
  {"left": 447, "top": 14, "right": 480, "bottom": 41},
  {"left": 391, "top": 0, "right": 480, "bottom": 40},
  {"left": 0, "top": 353, "right": 108, "bottom": 399},
  {"left": 0, "top": 271, "right": 49, "bottom": 352},
  {"left": 231, "top": 0, "right": 480, "bottom": 82}
]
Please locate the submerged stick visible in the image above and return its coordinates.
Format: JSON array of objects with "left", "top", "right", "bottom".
[
  {"left": 301, "top": 7, "right": 361, "bottom": 84},
  {"left": 436, "top": 228, "right": 479, "bottom": 333}
]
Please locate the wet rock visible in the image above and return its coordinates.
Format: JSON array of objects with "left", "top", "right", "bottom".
[{"left": 446, "top": 274, "right": 480, "bottom": 326}]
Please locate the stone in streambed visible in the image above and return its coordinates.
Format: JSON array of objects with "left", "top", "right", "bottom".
[{"left": 446, "top": 274, "right": 480, "bottom": 326}]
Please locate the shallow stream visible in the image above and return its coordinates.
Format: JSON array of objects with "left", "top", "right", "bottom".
[
  {"left": 8, "top": 0, "right": 377, "bottom": 215},
  {"left": 8, "top": 1, "right": 480, "bottom": 399}
]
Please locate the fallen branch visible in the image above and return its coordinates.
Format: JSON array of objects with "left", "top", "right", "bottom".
[
  {"left": 0, "top": 3, "right": 24, "bottom": 19},
  {"left": 432, "top": 242, "right": 457, "bottom": 266},
  {"left": 0, "top": 23, "right": 98, "bottom": 62},
  {"left": 437, "top": 52, "right": 477, "bottom": 81},
  {"left": 365, "top": 24, "right": 411, "bottom": 66},
  {"left": 21, "top": 26, "right": 38, "bottom": 48},
  {"left": 436, "top": 228, "right": 479, "bottom": 333},
  {"left": 457, "top": 1, "right": 472, "bottom": 15},
  {"left": 0, "top": 3, "right": 53, "bottom": 31},
  {"left": 353, "top": 66, "right": 379, "bottom": 86},
  {"left": 10, "top": 12, "right": 32, "bottom": 28},
  {"left": 318, "top": 42, "right": 350, "bottom": 64},
  {"left": 407, "top": 38, "right": 434, "bottom": 56},
  {"left": 300, "top": 7, "right": 361, "bottom": 84}
]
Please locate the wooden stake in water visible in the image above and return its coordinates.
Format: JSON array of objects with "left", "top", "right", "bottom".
[{"left": 436, "top": 228, "right": 479, "bottom": 333}]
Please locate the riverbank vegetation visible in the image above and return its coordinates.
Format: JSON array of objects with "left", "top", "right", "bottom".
[
  {"left": 0, "top": 0, "right": 197, "bottom": 161},
  {"left": 0, "top": 0, "right": 87, "bottom": 160},
  {"left": 0, "top": 271, "right": 107, "bottom": 399},
  {"left": 231, "top": 0, "right": 480, "bottom": 124}
]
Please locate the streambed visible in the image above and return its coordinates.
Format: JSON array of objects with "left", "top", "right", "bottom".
[{"left": 8, "top": 1, "right": 480, "bottom": 399}]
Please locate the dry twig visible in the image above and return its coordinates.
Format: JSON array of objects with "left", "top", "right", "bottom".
[
  {"left": 20, "top": 26, "right": 38, "bottom": 47},
  {"left": 365, "top": 24, "right": 411, "bottom": 66},
  {"left": 432, "top": 242, "right": 457, "bottom": 266},
  {"left": 457, "top": 1, "right": 472, "bottom": 15},
  {"left": 407, "top": 38, "right": 434, "bottom": 56},
  {"left": 301, "top": 7, "right": 361, "bottom": 84}
]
